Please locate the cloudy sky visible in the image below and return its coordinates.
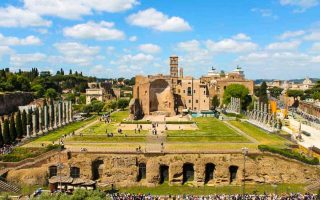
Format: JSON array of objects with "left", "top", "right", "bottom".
[{"left": 0, "top": 0, "right": 320, "bottom": 79}]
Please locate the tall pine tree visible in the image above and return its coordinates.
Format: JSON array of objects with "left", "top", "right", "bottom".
[
  {"left": 3, "top": 119, "right": 10, "bottom": 144},
  {"left": 0, "top": 123, "right": 3, "bottom": 147},
  {"left": 27, "top": 109, "right": 33, "bottom": 133},
  {"left": 9, "top": 115, "right": 17, "bottom": 143},
  {"left": 15, "top": 111, "right": 23, "bottom": 138},
  {"left": 22, "top": 110, "right": 27, "bottom": 135},
  {"left": 259, "top": 82, "right": 269, "bottom": 104}
]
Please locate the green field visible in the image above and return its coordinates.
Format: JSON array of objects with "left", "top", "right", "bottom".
[
  {"left": 66, "top": 135, "right": 146, "bottom": 143},
  {"left": 25, "top": 116, "right": 98, "bottom": 145},
  {"left": 108, "top": 183, "right": 306, "bottom": 195},
  {"left": 167, "top": 118, "right": 250, "bottom": 143},
  {"left": 229, "top": 121, "right": 289, "bottom": 147}
]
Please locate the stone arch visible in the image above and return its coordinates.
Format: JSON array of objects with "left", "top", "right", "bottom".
[
  {"left": 183, "top": 163, "right": 194, "bottom": 184},
  {"left": 92, "top": 160, "right": 104, "bottom": 180},
  {"left": 49, "top": 165, "right": 57, "bottom": 178},
  {"left": 137, "top": 163, "right": 146, "bottom": 182},
  {"left": 229, "top": 165, "right": 238, "bottom": 183},
  {"left": 70, "top": 166, "right": 80, "bottom": 178},
  {"left": 204, "top": 163, "right": 215, "bottom": 184},
  {"left": 149, "top": 79, "right": 171, "bottom": 112},
  {"left": 159, "top": 165, "right": 169, "bottom": 184}
]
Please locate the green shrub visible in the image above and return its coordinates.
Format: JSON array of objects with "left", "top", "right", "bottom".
[{"left": 258, "top": 145, "right": 319, "bottom": 165}]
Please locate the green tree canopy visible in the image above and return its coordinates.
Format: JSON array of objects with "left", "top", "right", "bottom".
[
  {"left": 45, "top": 88, "right": 58, "bottom": 99},
  {"left": 211, "top": 95, "right": 220, "bottom": 109},
  {"left": 259, "top": 82, "right": 268, "bottom": 103},
  {"left": 3, "top": 119, "right": 10, "bottom": 144},
  {"left": 9, "top": 115, "right": 16, "bottom": 143},
  {"left": 117, "top": 98, "right": 129, "bottom": 110},
  {"left": 15, "top": 111, "right": 23, "bottom": 138},
  {"left": 223, "top": 84, "right": 250, "bottom": 110}
]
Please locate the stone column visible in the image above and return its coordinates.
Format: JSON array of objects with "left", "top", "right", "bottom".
[
  {"left": 66, "top": 101, "right": 69, "bottom": 124},
  {"left": 69, "top": 101, "right": 73, "bottom": 122},
  {"left": 53, "top": 104, "right": 57, "bottom": 129},
  {"left": 32, "top": 113, "right": 37, "bottom": 136},
  {"left": 62, "top": 101, "right": 66, "bottom": 126},
  {"left": 48, "top": 105, "right": 52, "bottom": 131},
  {"left": 26, "top": 125, "right": 30, "bottom": 138},
  {"left": 38, "top": 108, "right": 43, "bottom": 134},
  {"left": 44, "top": 106, "right": 48, "bottom": 133},
  {"left": 58, "top": 102, "right": 62, "bottom": 127}
]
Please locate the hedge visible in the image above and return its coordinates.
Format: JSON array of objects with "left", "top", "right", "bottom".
[{"left": 258, "top": 145, "right": 319, "bottom": 165}]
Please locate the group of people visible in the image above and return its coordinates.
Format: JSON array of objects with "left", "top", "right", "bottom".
[
  {"left": 101, "top": 113, "right": 112, "bottom": 124},
  {"left": 0, "top": 144, "right": 13, "bottom": 154},
  {"left": 108, "top": 192, "right": 320, "bottom": 200}
]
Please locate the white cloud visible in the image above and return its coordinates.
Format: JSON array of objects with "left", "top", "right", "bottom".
[
  {"left": 206, "top": 39, "right": 258, "bottom": 53},
  {"left": 0, "top": 6, "right": 51, "bottom": 27},
  {"left": 63, "top": 21, "right": 125, "bottom": 40},
  {"left": 24, "top": 0, "right": 139, "bottom": 19},
  {"left": 10, "top": 53, "right": 46, "bottom": 66},
  {"left": 0, "top": 34, "right": 41, "bottom": 46},
  {"left": 278, "top": 30, "right": 305, "bottom": 40},
  {"left": 279, "top": 0, "right": 319, "bottom": 12},
  {"left": 304, "top": 31, "right": 320, "bottom": 40},
  {"left": 90, "top": 65, "right": 112, "bottom": 77},
  {"left": 232, "top": 33, "right": 251, "bottom": 40},
  {"left": 310, "top": 42, "right": 320, "bottom": 51},
  {"left": 251, "top": 8, "right": 278, "bottom": 19},
  {"left": 54, "top": 42, "right": 100, "bottom": 65},
  {"left": 129, "top": 36, "right": 137, "bottom": 42},
  {"left": 266, "top": 40, "right": 301, "bottom": 51},
  {"left": 139, "top": 43, "right": 161, "bottom": 54},
  {"left": 0, "top": 46, "right": 13, "bottom": 60},
  {"left": 177, "top": 40, "right": 201, "bottom": 52},
  {"left": 127, "top": 8, "right": 191, "bottom": 32}
]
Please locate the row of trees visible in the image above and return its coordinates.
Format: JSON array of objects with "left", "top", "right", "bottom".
[
  {"left": 81, "top": 98, "right": 130, "bottom": 114},
  {"left": 0, "top": 110, "right": 26, "bottom": 147}
]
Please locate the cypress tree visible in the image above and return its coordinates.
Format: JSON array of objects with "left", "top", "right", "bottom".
[
  {"left": 16, "top": 111, "right": 23, "bottom": 138},
  {"left": 3, "top": 119, "right": 10, "bottom": 144},
  {"left": 22, "top": 110, "right": 27, "bottom": 135},
  {"left": 259, "top": 82, "right": 268, "bottom": 104},
  {"left": 35, "top": 108, "right": 39, "bottom": 132},
  {"left": 9, "top": 115, "right": 17, "bottom": 143},
  {"left": 50, "top": 100, "right": 54, "bottom": 127},
  {"left": 0, "top": 123, "right": 3, "bottom": 147},
  {"left": 27, "top": 109, "right": 33, "bottom": 132}
]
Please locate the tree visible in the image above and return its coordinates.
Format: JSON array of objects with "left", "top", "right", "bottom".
[
  {"left": 9, "top": 115, "right": 17, "bottom": 143},
  {"left": 31, "top": 84, "right": 45, "bottom": 98},
  {"left": 27, "top": 109, "right": 33, "bottom": 133},
  {"left": 269, "top": 87, "right": 283, "bottom": 99},
  {"left": 45, "top": 88, "right": 58, "bottom": 99},
  {"left": 91, "top": 101, "right": 104, "bottom": 114},
  {"left": 15, "top": 111, "right": 23, "bottom": 138},
  {"left": 223, "top": 84, "right": 250, "bottom": 110},
  {"left": 103, "top": 100, "right": 117, "bottom": 111},
  {"left": 259, "top": 82, "right": 268, "bottom": 103},
  {"left": 117, "top": 98, "right": 129, "bottom": 110},
  {"left": 65, "top": 93, "right": 76, "bottom": 103},
  {"left": 22, "top": 110, "right": 27, "bottom": 136},
  {"left": 0, "top": 123, "right": 3, "bottom": 147},
  {"left": 211, "top": 95, "right": 220, "bottom": 109},
  {"left": 287, "top": 89, "right": 304, "bottom": 100},
  {"left": 312, "top": 92, "right": 320, "bottom": 100},
  {"left": 3, "top": 119, "right": 10, "bottom": 144}
]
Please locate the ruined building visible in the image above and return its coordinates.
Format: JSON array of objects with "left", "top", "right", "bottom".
[{"left": 130, "top": 56, "right": 254, "bottom": 118}]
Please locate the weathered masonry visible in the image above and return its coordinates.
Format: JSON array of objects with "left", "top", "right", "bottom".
[{"left": 5, "top": 152, "right": 320, "bottom": 187}]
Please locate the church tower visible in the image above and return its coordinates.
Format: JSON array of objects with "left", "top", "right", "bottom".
[{"left": 170, "top": 55, "right": 179, "bottom": 93}]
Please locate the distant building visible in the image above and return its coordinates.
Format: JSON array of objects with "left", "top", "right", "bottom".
[
  {"left": 265, "top": 77, "right": 315, "bottom": 90},
  {"left": 131, "top": 56, "right": 254, "bottom": 118},
  {"left": 85, "top": 82, "right": 118, "bottom": 104}
]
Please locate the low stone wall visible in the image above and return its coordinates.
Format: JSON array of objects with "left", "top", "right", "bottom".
[
  {"left": 0, "top": 92, "right": 34, "bottom": 115},
  {"left": 5, "top": 152, "right": 320, "bottom": 187}
]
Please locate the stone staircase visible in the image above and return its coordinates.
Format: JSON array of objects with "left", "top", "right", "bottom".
[{"left": 0, "top": 179, "right": 20, "bottom": 193}]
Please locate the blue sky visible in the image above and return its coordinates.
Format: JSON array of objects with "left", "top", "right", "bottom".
[{"left": 0, "top": 0, "right": 320, "bottom": 79}]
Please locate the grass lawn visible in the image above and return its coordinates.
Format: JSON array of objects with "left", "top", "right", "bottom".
[
  {"left": 107, "top": 183, "right": 305, "bottom": 195},
  {"left": 0, "top": 147, "right": 50, "bottom": 162},
  {"left": 229, "top": 121, "right": 289, "bottom": 147},
  {"left": 65, "top": 135, "right": 146, "bottom": 143},
  {"left": 167, "top": 118, "right": 249, "bottom": 143},
  {"left": 27, "top": 116, "right": 98, "bottom": 144}
]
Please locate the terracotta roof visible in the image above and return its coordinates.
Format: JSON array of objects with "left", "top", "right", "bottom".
[{"left": 49, "top": 176, "right": 73, "bottom": 184}]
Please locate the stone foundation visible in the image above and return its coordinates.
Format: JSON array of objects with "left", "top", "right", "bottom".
[{"left": 6, "top": 152, "right": 320, "bottom": 187}]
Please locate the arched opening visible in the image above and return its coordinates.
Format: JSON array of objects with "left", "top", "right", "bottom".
[
  {"left": 92, "top": 160, "right": 104, "bottom": 180},
  {"left": 183, "top": 163, "right": 194, "bottom": 184},
  {"left": 204, "top": 163, "right": 215, "bottom": 184},
  {"left": 159, "top": 165, "right": 169, "bottom": 184},
  {"left": 229, "top": 165, "right": 238, "bottom": 183},
  {"left": 137, "top": 163, "right": 146, "bottom": 182},
  {"left": 70, "top": 167, "right": 80, "bottom": 178},
  {"left": 49, "top": 166, "right": 57, "bottom": 178}
]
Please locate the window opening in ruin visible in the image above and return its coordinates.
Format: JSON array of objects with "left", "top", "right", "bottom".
[
  {"left": 187, "top": 87, "right": 192, "bottom": 96},
  {"left": 137, "top": 163, "right": 146, "bottom": 181},
  {"left": 49, "top": 166, "right": 57, "bottom": 178},
  {"left": 229, "top": 165, "right": 238, "bottom": 183},
  {"left": 70, "top": 167, "right": 80, "bottom": 178},
  {"left": 159, "top": 165, "right": 169, "bottom": 184},
  {"left": 183, "top": 163, "right": 194, "bottom": 184},
  {"left": 204, "top": 163, "right": 215, "bottom": 184},
  {"left": 92, "top": 160, "right": 104, "bottom": 180}
]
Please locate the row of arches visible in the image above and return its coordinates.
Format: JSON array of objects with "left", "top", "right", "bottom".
[{"left": 136, "top": 163, "right": 239, "bottom": 184}]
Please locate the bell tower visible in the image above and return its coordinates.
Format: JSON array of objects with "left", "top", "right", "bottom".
[{"left": 170, "top": 55, "right": 178, "bottom": 93}]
